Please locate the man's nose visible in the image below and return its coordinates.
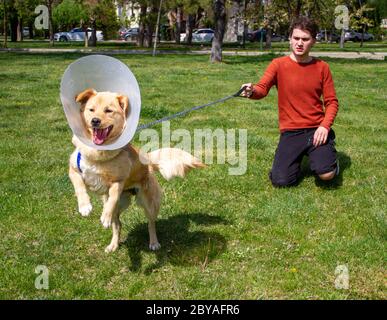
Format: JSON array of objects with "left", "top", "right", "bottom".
[{"left": 91, "top": 118, "right": 101, "bottom": 127}]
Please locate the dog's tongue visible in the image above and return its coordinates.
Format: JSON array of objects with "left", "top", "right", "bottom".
[{"left": 93, "top": 128, "right": 110, "bottom": 145}]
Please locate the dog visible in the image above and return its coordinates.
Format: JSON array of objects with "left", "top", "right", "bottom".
[{"left": 68, "top": 88, "right": 205, "bottom": 253}]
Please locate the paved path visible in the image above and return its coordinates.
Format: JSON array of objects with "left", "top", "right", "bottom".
[{"left": 1, "top": 47, "right": 386, "bottom": 60}]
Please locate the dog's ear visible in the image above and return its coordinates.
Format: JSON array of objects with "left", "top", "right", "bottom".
[
  {"left": 117, "top": 95, "right": 130, "bottom": 117},
  {"left": 75, "top": 88, "right": 96, "bottom": 105}
]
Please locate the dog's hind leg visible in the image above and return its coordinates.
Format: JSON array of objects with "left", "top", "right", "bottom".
[
  {"left": 136, "top": 175, "right": 162, "bottom": 251},
  {"left": 69, "top": 166, "right": 92, "bottom": 217},
  {"left": 105, "top": 191, "right": 131, "bottom": 253}
]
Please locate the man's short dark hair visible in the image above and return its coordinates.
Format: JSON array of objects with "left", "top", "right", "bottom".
[{"left": 289, "top": 16, "right": 319, "bottom": 38}]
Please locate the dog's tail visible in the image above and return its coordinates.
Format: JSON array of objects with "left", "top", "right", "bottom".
[{"left": 146, "top": 148, "right": 206, "bottom": 181}]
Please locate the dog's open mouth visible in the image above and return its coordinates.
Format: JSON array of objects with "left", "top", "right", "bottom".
[{"left": 92, "top": 125, "right": 113, "bottom": 145}]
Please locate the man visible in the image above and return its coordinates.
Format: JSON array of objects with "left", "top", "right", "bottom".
[{"left": 241, "top": 16, "right": 339, "bottom": 187}]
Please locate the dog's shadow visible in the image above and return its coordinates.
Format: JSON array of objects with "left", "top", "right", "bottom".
[{"left": 123, "top": 213, "right": 228, "bottom": 274}]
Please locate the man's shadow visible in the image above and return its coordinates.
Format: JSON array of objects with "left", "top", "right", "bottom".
[
  {"left": 123, "top": 213, "right": 228, "bottom": 274},
  {"left": 299, "top": 151, "right": 351, "bottom": 189}
]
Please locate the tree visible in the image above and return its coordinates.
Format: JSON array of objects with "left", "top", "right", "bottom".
[
  {"left": 2, "top": 0, "right": 7, "bottom": 48},
  {"left": 153, "top": 0, "right": 163, "bottom": 55},
  {"left": 134, "top": 0, "right": 158, "bottom": 48},
  {"left": 53, "top": 0, "right": 87, "bottom": 31},
  {"left": 174, "top": 1, "right": 183, "bottom": 44},
  {"left": 184, "top": 0, "right": 202, "bottom": 45},
  {"left": 210, "top": 0, "right": 226, "bottom": 63},
  {"left": 137, "top": 2, "right": 147, "bottom": 47},
  {"left": 46, "top": 0, "right": 56, "bottom": 46},
  {"left": 94, "top": 0, "right": 120, "bottom": 43},
  {"left": 351, "top": 3, "right": 374, "bottom": 47},
  {"left": 58, "top": 0, "right": 119, "bottom": 47}
]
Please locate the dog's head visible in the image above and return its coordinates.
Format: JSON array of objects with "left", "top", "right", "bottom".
[{"left": 75, "top": 89, "right": 130, "bottom": 145}]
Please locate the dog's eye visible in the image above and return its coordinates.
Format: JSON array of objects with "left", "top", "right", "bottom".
[
  {"left": 105, "top": 109, "right": 113, "bottom": 113},
  {"left": 88, "top": 108, "right": 95, "bottom": 112}
]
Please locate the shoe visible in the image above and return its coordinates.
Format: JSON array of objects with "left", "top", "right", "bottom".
[{"left": 335, "top": 160, "right": 340, "bottom": 176}]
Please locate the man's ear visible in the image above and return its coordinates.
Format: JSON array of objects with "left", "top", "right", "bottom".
[
  {"left": 75, "top": 88, "right": 97, "bottom": 104},
  {"left": 117, "top": 95, "right": 130, "bottom": 117}
]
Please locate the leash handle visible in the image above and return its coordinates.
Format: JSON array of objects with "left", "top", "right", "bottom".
[{"left": 234, "top": 85, "right": 248, "bottom": 97}]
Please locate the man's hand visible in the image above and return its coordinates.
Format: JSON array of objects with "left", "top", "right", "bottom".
[
  {"left": 313, "top": 126, "right": 329, "bottom": 147},
  {"left": 240, "top": 83, "right": 254, "bottom": 98}
]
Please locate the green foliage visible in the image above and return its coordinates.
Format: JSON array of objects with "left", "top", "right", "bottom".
[
  {"left": 350, "top": 4, "right": 375, "bottom": 31},
  {"left": 53, "top": 0, "right": 87, "bottom": 30},
  {"left": 94, "top": 0, "right": 120, "bottom": 40}
]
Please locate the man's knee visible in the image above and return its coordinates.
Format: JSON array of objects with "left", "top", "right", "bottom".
[
  {"left": 318, "top": 170, "right": 336, "bottom": 181},
  {"left": 270, "top": 172, "right": 297, "bottom": 187}
]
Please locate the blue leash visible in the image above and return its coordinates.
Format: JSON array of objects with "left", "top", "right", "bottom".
[{"left": 136, "top": 87, "right": 246, "bottom": 132}]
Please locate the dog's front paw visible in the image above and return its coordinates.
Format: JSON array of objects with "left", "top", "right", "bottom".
[
  {"left": 105, "top": 242, "right": 119, "bottom": 253},
  {"left": 79, "top": 203, "right": 92, "bottom": 217},
  {"left": 100, "top": 214, "right": 112, "bottom": 229},
  {"left": 149, "top": 241, "right": 161, "bottom": 251}
]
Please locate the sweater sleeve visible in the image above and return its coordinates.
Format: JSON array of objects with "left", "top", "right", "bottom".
[
  {"left": 320, "top": 64, "right": 339, "bottom": 130},
  {"left": 250, "top": 60, "right": 278, "bottom": 99}
]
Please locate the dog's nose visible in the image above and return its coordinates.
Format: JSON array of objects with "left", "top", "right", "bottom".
[{"left": 91, "top": 118, "right": 101, "bottom": 127}]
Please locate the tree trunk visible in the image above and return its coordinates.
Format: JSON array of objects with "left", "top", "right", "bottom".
[
  {"left": 186, "top": 14, "right": 195, "bottom": 45},
  {"left": 3, "top": 0, "right": 7, "bottom": 48},
  {"left": 196, "top": 7, "right": 205, "bottom": 29},
  {"left": 242, "top": 0, "right": 247, "bottom": 48},
  {"left": 286, "top": 0, "right": 292, "bottom": 18},
  {"left": 89, "top": 18, "right": 97, "bottom": 47},
  {"left": 9, "top": 3, "right": 17, "bottom": 42},
  {"left": 83, "top": 24, "right": 89, "bottom": 48},
  {"left": 360, "top": 25, "right": 364, "bottom": 48},
  {"left": 17, "top": 17, "right": 22, "bottom": 41},
  {"left": 265, "top": 27, "right": 272, "bottom": 49},
  {"left": 137, "top": 4, "right": 147, "bottom": 47},
  {"left": 144, "top": 5, "right": 158, "bottom": 48},
  {"left": 175, "top": 6, "right": 182, "bottom": 44},
  {"left": 153, "top": 0, "right": 163, "bottom": 56},
  {"left": 47, "top": 0, "right": 54, "bottom": 46},
  {"left": 295, "top": 0, "right": 302, "bottom": 18},
  {"left": 340, "top": 28, "right": 345, "bottom": 49},
  {"left": 210, "top": 0, "right": 227, "bottom": 63},
  {"left": 28, "top": 22, "right": 34, "bottom": 39}
]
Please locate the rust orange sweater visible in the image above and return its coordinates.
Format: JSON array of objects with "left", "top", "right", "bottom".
[{"left": 250, "top": 56, "right": 339, "bottom": 131}]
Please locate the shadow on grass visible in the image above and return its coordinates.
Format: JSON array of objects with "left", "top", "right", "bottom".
[
  {"left": 123, "top": 212, "right": 228, "bottom": 274},
  {"left": 298, "top": 151, "right": 351, "bottom": 189}
]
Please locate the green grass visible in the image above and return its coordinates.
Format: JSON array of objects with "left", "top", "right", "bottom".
[
  {"left": 0, "top": 52, "right": 386, "bottom": 299},
  {"left": 2, "top": 38, "right": 387, "bottom": 52}
]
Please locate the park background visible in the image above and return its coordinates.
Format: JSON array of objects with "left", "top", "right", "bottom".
[{"left": 0, "top": 0, "right": 386, "bottom": 300}]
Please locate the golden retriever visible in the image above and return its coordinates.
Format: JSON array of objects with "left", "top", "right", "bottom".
[{"left": 69, "top": 88, "right": 204, "bottom": 253}]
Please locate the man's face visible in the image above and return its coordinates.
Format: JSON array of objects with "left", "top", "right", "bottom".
[{"left": 289, "top": 28, "right": 315, "bottom": 58}]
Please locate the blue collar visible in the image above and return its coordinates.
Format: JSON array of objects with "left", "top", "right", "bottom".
[{"left": 77, "top": 151, "right": 82, "bottom": 173}]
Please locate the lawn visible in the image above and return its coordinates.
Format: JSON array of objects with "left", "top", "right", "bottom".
[
  {"left": 2, "top": 38, "right": 387, "bottom": 52},
  {"left": 0, "top": 52, "right": 386, "bottom": 299}
]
